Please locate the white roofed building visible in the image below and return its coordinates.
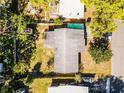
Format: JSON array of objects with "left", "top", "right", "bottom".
[
  {"left": 59, "top": 0, "right": 84, "bottom": 19},
  {"left": 49, "top": 0, "right": 85, "bottom": 19},
  {"left": 48, "top": 86, "right": 89, "bottom": 93}
]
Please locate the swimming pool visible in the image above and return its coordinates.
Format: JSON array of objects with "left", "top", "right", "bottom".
[{"left": 67, "top": 23, "right": 85, "bottom": 30}]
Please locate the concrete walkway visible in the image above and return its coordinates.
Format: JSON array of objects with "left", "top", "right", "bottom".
[{"left": 112, "top": 20, "right": 124, "bottom": 80}]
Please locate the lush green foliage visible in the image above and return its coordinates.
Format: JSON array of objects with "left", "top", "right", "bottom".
[
  {"left": 30, "top": 0, "right": 53, "bottom": 11},
  {"left": 81, "top": 0, "right": 123, "bottom": 63},
  {"left": 0, "top": 0, "right": 38, "bottom": 79},
  {"left": 1, "top": 84, "right": 12, "bottom": 93},
  {"left": 13, "top": 61, "right": 27, "bottom": 74},
  {"left": 75, "top": 74, "right": 82, "bottom": 83},
  {"left": 30, "top": 0, "right": 54, "bottom": 20},
  {"left": 29, "top": 78, "right": 52, "bottom": 93},
  {"left": 54, "top": 18, "right": 62, "bottom": 25},
  {"left": 81, "top": 0, "right": 124, "bottom": 37},
  {"left": 88, "top": 38, "right": 112, "bottom": 63}
]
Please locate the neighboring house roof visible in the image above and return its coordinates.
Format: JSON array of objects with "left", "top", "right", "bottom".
[
  {"left": 45, "top": 28, "right": 85, "bottom": 73},
  {"left": 48, "top": 86, "right": 89, "bottom": 93},
  {"left": 59, "top": 0, "right": 84, "bottom": 19}
]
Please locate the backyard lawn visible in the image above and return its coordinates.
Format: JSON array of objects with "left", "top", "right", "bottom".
[
  {"left": 29, "top": 78, "right": 52, "bottom": 93},
  {"left": 29, "top": 24, "right": 54, "bottom": 73}
]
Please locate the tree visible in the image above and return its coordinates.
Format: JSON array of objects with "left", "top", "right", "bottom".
[
  {"left": 81, "top": 0, "right": 124, "bottom": 38},
  {"left": 0, "top": 1, "right": 39, "bottom": 92},
  {"left": 0, "top": 0, "right": 38, "bottom": 78},
  {"left": 0, "top": 4, "right": 27, "bottom": 72},
  {"left": 30, "top": 0, "right": 54, "bottom": 20},
  {"left": 88, "top": 38, "right": 112, "bottom": 63},
  {"left": 1, "top": 84, "right": 11, "bottom": 93},
  {"left": 13, "top": 61, "right": 27, "bottom": 75},
  {"left": 54, "top": 18, "right": 62, "bottom": 25},
  {"left": 75, "top": 74, "right": 82, "bottom": 83}
]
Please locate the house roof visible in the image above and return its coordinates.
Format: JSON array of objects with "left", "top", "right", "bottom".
[
  {"left": 48, "top": 86, "right": 89, "bottom": 93},
  {"left": 45, "top": 28, "right": 85, "bottom": 73},
  {"left": 59, "top": 0, "right": 84, "bottom": 19}
]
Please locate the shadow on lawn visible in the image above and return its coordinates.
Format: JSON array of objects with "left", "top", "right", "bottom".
[
  {"left": 26, "top": 62, "right": 42, "bottom": 84},
  {"left": 33, "top": 62, "right": 41, "bottom": 73},
  {"left": 90, "top": 76, "right": 124, "bottom": 93},
  {"left": 110, "top": 76, "right": 124, "bottom": 93}
]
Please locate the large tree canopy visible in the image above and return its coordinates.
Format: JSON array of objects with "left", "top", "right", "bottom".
[
  {"left": 30, "top": 0, "right": 54, "bottom": 20},
  {"left": 81, "top": 0, "right": 124, "bottom": 37},
  {"left": 88, "top": 38, "right": 112, "bottom": 63},
  {"left": 30, "top": 0, "right": 53, "bottom": 10},
  {"left": 0, "top": 0, "right": 38, "bottom": 75}
]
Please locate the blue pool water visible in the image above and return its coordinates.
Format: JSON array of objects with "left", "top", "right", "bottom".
[{"left": 67, "top": 23, "right": 85, "bottom": 30}]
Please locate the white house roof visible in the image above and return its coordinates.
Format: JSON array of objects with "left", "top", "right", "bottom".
[
  {"left": 48, "top": 86, "right": 89, "bottom": 93},
  {"left": 59, "top": 0, "right": 84, "bottom": 19}
]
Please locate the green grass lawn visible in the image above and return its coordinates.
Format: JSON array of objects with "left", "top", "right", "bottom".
[{"left": 29, "top": 78, "right": 52, "bottom": 93}]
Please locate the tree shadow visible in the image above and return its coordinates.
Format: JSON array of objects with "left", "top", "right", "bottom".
[
  {"left": 110, "top": 76, "right": 124, "bottom": 93},
  {"left": 27, "top": 56, "right": 54, "bottom": 79},
  {"left": 47, "top": 56, "right": 54, "bottom": 71},
  {"left": 32, "top": 62, "right": 41, "bottom": 74},
  {"left": 25, "top": 62, "right": 42, "bottom": 86},
  {"left": 84, "top": 22, "right": 88, "bottom": 45},
  {"left": 90, "top": 76, "right": 124, "bottom": 93},
  {"left": 9, "top": 80, "right": 30, "bottom": 93}
]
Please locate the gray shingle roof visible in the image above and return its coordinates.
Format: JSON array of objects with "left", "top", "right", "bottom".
[{"left": 45, "top": 28, "right": 85, "bottom": 73}]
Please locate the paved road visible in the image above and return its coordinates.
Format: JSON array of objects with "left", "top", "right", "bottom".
[{"left": 112, "top": 20, "right": 124, "bottom": 80}]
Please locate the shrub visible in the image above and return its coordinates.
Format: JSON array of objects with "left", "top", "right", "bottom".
[
  {"left": 54, "top": 18, "right": 62, "bottom": 25},
  {"left": 75, "top": 74, "right": 82, "bottom": 83},
  {"left": 13, "top": 61, "right": 27, "bottom": 75},
  {"left": 88, "top": 38, "right": 112, "bottom": 63}
]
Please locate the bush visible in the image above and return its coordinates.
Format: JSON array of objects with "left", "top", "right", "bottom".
[
  {"left": 88, "top": 38, "right": 112, "bottom": 63},
  {"left": 54, "top": 18, "right": 62, "bottom": 25},
  {"left": 13, "top": 61, "right": 27, "bottom": 75},
  {"left": 75, "top": 74, "right": 82, "bottom": 83}
]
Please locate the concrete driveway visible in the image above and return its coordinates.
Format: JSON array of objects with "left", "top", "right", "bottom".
[{"left": 112, "top": 20, "right": 124, "bottom": 79}]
